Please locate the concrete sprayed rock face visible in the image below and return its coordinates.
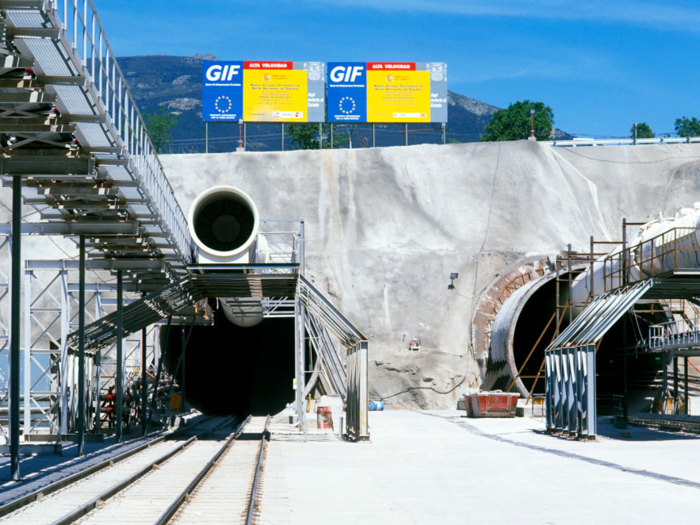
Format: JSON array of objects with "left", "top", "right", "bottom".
[
  {"left": 5, "top": 142, "right": 699, "bottom": 410},
  {"left": 159, "top": 141, "right": 700, "bottom": 408}
]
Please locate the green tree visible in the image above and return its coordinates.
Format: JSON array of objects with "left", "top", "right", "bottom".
[
  {"left": 632, "top": 122, "right": 654, "bottom": 139},
  {"left": 675, "top": 116, "right": 700, "bottom": 138},
  {"left": 286, "top": 123, "right": 348, "bottom": 150},
  {"left": 481, "top": 100, "right": 554, "bottom": 142},
  {"left": 143, "top": 107, "right": 178, "bottom": 153}
]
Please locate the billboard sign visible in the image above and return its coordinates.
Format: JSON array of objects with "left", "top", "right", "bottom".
[
  {"left": 327, "top": 62, "right": 367, "bottom": 123},
  {"left": 327, "top": 62, "right": 447, "bottom": 123},
  {"left": 203, "top": 61, "right": 325, "bottom": 123},
  {"left": 202, "top": 60, "right": 243, "bottom": 122},
  {"left": 203, "top": 60, "right": 446, "bottom": 123}
]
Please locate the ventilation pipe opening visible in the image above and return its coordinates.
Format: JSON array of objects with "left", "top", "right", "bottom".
[
  {"left": 189, "top": 186, "right": 260, "bottom": 263},
  {"left": 161, "top": 306, "right": 295, "bottom": 417}
]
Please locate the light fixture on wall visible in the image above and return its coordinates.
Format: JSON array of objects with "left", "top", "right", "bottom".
[{"left": 448, "top": 273, "right": 458, "bottom": 290}]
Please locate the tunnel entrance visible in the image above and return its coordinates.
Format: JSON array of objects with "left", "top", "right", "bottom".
[
  {"left": 509, "top": 280, "right": 666, "bottom": 398},
  {"left": 482, "top": 265, "right": 671, "bottom": 400},
  {"left": 161, "top": 307, "right": 296, "bottom": 418}
]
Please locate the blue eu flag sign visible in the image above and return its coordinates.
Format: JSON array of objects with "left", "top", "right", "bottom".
[
  {"left": 203, "top": 61, "right": 243, "bottom": 122},
  {"left": 327, "top": 62, "right": 367, "bottom": 123}
]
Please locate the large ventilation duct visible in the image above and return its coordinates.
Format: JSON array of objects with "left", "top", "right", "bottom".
[
  {"left": 189, "top": 186, "right": 269, "bottom": 327},
  {"left": 189, "top": 186, "right": 261, "bottom": 264},
  {"left": 571, "top": 204, "right": 700, "bottom": 309}
]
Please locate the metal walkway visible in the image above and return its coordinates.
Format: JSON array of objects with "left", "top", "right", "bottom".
[{"left": 70, "top": 265, "right": 299, "bottom": 350}]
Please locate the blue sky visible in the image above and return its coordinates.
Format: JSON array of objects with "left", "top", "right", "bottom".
[{"left": 93, "top": 0, "right": 699, "bottom": 138}]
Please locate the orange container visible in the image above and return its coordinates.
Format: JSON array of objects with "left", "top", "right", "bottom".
[{"left": 466, "top": 392, "right": 519, "bottom": 418}]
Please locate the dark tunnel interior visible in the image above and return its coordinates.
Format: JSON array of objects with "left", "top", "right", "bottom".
[
  {"left": 160, "top": 306, "right": 296, "bottom": 418},
  {"left": 508, "top": 277, "right": 669, "bottom": 402}
]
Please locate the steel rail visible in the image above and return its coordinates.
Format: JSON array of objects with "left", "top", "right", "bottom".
[
  {"left": 49, "top": 416, "right": 235, "bottom": 525},
  {"left": 0, "top": 415, "right": 215, "bottom": 518},
  {"left": 154, "top": 415, "right": 253, "bottom": 525},
  {"left": 245, "top": 415, "right": 271, "bottom": 525}
]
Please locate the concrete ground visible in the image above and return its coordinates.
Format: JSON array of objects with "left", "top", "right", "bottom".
[{"left": 261, "top": 410, "right": 700, "bottom": 524}]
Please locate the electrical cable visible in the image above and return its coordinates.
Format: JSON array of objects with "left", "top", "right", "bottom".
[{"left": 560, "top": 148, "right": 700, "bottom": 165}]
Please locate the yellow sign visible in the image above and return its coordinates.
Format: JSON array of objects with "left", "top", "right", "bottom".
[
  {"left": 243, "top": 66, "right": 308, "bottom": 122},
  {"left": 366, "top": 70, "right": 431, "bottom": 123}
]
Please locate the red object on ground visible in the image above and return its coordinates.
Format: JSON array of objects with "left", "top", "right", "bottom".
[
  {"left": 317, "top": 406, "right": 333, "bottom": 429},
  {"left": 465, "top": 392, "right": 520, "bottom": 418}
]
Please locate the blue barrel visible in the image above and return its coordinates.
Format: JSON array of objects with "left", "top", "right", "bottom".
[{"left": 368, "top": 401, "right": 385, "bottom": 411}]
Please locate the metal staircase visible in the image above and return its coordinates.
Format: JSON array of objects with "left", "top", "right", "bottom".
[{"left": 1, "top": 0, "right": 195, "bottom": 288}]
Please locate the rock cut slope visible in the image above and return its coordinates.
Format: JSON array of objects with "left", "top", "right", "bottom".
[{"left": 160, "top": 141, "right": 700, "bottom": 408}]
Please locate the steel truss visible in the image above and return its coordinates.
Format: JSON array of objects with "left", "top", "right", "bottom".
[
  {"left": 0, "top": 256, "right": 157, "bottom": 440},
  {"left": 544, "top": 345, "right": 596, "bottom": 438}
]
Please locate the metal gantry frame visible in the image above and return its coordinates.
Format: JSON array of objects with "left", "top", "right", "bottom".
[
  {"left": 0, "top": 222, "right": 368, "bottom": 442},
  {"left": 545, "top": 218, "right": 700, "bottom": 437}
]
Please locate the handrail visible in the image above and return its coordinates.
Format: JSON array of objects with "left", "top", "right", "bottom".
[
  {"left": 602, "top": 226, "right": 700, "bottom": 292},
  {"left": 41, "top": 0, "right": 195, "bottom": 271},
  {"left": 649, "top": 317, "right": 700, "bottom": 350},
  {"left": 545, "top": 137, "right": 700, "bottom": 147}
]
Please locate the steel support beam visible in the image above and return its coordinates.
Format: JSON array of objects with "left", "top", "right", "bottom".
[
  {"left": 116, "top": 270, "right": 123, "bottom": 442},
  {"left": 141, "top": 324, "right": 147, "bottom": 436},
  {"left": 673, "top": 355, "right": 679, "bottom": 415},
  {"left": 10, "top": 174, "right": 21, "bottom": 480},
  {"left": 623, "top": 313, "right": 628, "bottom": 419},
  {"left": 181, "top": 326, "right": 187, "bottom": 412},
  {"left": 685, "top": 357, "right": 689, "bottom": 415},
  {"left": 0, "top": 222, "right": 138, "bottom": 236},
  {"left": 0, "top": 155, "right": 94, "bottom": 176},
  {"left": 295, "top": 299, "right": 305, "bottom": 431},
  {"left": 662, "top": 352, "right": 669, "bottom": 413},
  {"left": 77, "top": 235, "right": 86, "bottom": 456}
]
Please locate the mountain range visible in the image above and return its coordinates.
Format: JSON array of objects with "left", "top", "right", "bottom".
[{"left": 117, "top": 54, "right": 568, "bottom": 153}]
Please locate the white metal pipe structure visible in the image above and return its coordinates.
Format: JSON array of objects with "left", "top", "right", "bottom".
[
  {"left": 116, "top": 271, "right": 123, "bottom": 442},
  {"left": 23, "top": 264, "right": 30, "bottom": 437},
  {"left": 571, "top": 204, "right": 700, "bottom": 308},
  {"left": 189, "top": 186, "right": 269, "bottom": 327}
]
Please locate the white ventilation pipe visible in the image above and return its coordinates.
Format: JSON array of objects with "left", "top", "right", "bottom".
[
  {"left": 189, "top": 186, "right": 269, "bottom": 327},
  {"left": 571, "top": 204, "right": 700, "bottom": 309}
]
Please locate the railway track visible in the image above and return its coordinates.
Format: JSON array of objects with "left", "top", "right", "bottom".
[
  {"left": 0, "top": 416, "right": 235, "bottom": 524},
  {"left": 0, "top": 415, "right": 270, "bottom": 524},
  {"left": 167, "top": 416, "right": 270, "bottom": 525}
]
